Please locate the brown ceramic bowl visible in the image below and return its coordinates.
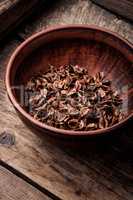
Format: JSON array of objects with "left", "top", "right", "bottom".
[{"left": 6, "top": 25, "right": 133, "bottom": 138}]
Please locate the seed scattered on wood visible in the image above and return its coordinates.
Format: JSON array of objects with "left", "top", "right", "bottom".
[{"left": 25, "top": 65, "right": 124, "bottom": 131}]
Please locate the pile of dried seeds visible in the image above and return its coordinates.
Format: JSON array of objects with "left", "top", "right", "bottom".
[{"left": 25, "top": 65, "right": 124, "bottom": 131}]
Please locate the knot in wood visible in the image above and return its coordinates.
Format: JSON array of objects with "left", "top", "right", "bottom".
[{"left": 0, "top": 131, "right": 15, "bottom": 146}]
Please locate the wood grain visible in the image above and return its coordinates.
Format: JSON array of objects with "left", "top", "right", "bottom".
[
  {"left": 0, "top": 0, "right": 133, "bottom": 200},
  {"left": 0, "top": 165, "right": 51, "bottom": 200},
  {"left": 0, "top": 0, "right": 46, "bottom": 40},
  {"left": 17, "top": 0, "right": 133, "bottom": 42},
  {"left": 91, "top": 0, "right": 133, "bottom": 21}
]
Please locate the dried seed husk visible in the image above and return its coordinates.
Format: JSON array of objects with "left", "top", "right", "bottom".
[
  {"left": 54, "top": 111, "right": 68, "bottom": 122},
  {"left": 34, "top": 110, "right": 48, "bottom": 121},
  {"left": 86, "top": 123, "right": 97, "bottom": 130},
  {"left": 80, "top": 107, "right": 91, "bottom": 117},
  {"left": 98, "top": 88, "right": 106, "bottom": 98},
  {"left": 40, "top": 88, "right": 48, "bottom": 98},
  {"left": 102, "top": 79, "right": 111, "bottom": 86},
  {"left": 26, "top": 65, "right": 124, "bottom": 131},
  {"left": 67, "top": 118, "right": 84, "bottom": 130}
]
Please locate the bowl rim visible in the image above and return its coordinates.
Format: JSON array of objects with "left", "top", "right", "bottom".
[{"left": 6, "top": 24, "right": 133, "bottom": 136}]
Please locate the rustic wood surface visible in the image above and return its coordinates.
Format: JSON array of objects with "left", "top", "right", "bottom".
[
  {"left": 0, "top": 1, "right": 133, "bottom": 200},
  {"left": 0, "top": 165, "right": 51, "bottom": 200},
  {"left": 91, "top": 0, "right": 133, "bottom": 22},
  {"left": 0, "top": 0, "right": 47, "bottom": 40}
]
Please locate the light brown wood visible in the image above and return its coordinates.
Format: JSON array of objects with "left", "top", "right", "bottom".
[
  {"left": 0, "top": 1, "right": 133, "bottom": 200},
  {"left": 0, "top": 165, "right": 51, "bottom": 200}
]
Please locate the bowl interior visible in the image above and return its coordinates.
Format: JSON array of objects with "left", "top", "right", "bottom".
[{"left": 10, "top": 27, "right": 133, "bottom": 122}]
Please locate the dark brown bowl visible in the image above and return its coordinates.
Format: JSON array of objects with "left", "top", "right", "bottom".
[{"left": 6, "top": 25, "right": 133, "bottom": 138}]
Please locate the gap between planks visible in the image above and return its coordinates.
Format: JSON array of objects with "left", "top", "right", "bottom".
[
  {"left": 0, "top": 160, "right": 62, "bottom": 200},
  {"left": 0, "top": 164, "right": 51, "bottom": 200}
]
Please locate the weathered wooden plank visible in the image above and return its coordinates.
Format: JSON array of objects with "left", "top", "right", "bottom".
[
  {"left": 91, "top": 0, "right": 133, "bottom": 22},
  {"left": 0, "top": 1, "right": 133, "bottom": 200},
  {"left": 0, "top": 0, "right": 47, "bottom": 40},
  {"left": 0, "top": 0, "right": 18, "bottom": 14},
  {"left": 0, "top": 165, "right": 51, "bottom": 200},
  {"left": 17, "top": 0, "right": 133, "bottom": 43}
]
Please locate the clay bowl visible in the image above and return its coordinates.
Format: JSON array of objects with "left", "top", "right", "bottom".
[{"left": 6, "top": 25, "right": 133, "bottom": 138}]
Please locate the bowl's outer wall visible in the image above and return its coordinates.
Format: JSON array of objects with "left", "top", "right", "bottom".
[{"left": 6, "top": 26, "right": 133, "bottom": 137}]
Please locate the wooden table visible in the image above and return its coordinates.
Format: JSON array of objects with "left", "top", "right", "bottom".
[{"left": 0, "top": 1, "right": 133, "bottom": 200}]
